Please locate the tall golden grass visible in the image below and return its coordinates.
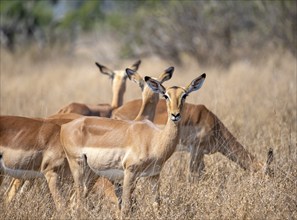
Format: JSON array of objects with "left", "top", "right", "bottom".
[{"left": 0, "top": 47, "right": 296, "bottom": 219}]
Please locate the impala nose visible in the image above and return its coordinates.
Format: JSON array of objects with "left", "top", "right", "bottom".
[{"left": 171, "top": 113, "right": 181, "bottom": 122}]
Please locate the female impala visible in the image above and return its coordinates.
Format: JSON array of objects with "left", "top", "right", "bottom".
[
  {"left": 1, "top": 113, "right": 85, "bottom": 205},
  {"left": 60, "top": 73, "right": 206, "bottom": 217},
  {"left": 113, "top": 90, "right": 273, "bottom": 180},
  {"left": 56, "top": 60, "right": 141, "bottom": 117},
  {"left": 0, "top": 116, "right": 67, "bottom": 210}
]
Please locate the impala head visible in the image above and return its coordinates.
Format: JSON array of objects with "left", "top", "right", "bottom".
[
  {"left": 145, "top": 73, "right": 206, "bottom": 122},
  {"left": 125, "top": 66, "right": 174, "bottom": 104},
  {"left": 95, "top": 60, "right": 141, "bottom": 108}
]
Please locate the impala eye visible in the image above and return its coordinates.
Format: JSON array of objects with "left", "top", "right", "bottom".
[
  {"left": 163, "top": 94, "right": 169, "bottom": 100},
  {"left": 181, "top": 94, "right": 188, "bottom": 100}
]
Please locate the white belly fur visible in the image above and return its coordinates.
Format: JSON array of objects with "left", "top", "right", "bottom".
[
  {"left": 82, "top": 147, "right": 127, "bottom": 178},
  {"left": 81, "top": 147, "right": 162, "bottom": 180}
]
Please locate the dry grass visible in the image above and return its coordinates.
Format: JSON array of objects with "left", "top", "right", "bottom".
[{"left": 0, "top": 46, "right": 296, "bottom": 219}]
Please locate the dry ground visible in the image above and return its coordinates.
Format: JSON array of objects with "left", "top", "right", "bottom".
[{"left": 0, "top": 46, "right": 296, "bottom": 219}]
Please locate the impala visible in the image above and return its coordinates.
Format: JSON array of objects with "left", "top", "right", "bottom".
[
  {"left": 2, "top": 66, "right": 174, "bottom": 207},
  {"left": 1, "top": 112, "right": 85, "bottom": 204},
  {"left": 60, "top": 73, "right": 206, "bottom": 217},
  {"left": 112, "top": 93, "right": 274, "bottom": 180},
  {"left": 56, "top": 60, "right": 141, "bottom": 117},
  {"left": 0, "top": 116, "right": 67, "bottom": 210}
]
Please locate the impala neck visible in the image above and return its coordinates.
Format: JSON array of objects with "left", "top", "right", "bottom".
[
  {"left": 156, "top": 115, "right": 180, "bottom": 160},
  {"left": 111, "top": 84, "right": 126, "bottom": 109},
  {"left": 134, "top": 93, "right": 159, "bottom": 121}
]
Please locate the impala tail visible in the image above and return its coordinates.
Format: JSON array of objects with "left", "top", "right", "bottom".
[
  {"left": 264, "top": 148, "right": 274, "bottom": 177},
  {"left": 0, "top": 154, "right": 4, "bottom": 185},
  {"left": 0, "top": 153, "right": 3, "bottom": 170}
]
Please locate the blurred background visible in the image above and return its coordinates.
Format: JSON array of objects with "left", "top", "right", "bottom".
[
  {"left": 1, "top": 0, "right": 296, "bottom": 66},
  {"left": 0, "top": 0, "right": 296, "bottom": 120}
]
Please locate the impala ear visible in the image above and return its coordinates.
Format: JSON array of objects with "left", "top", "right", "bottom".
[
  {"left": 95, "top": 62, "right": 114, "bottom": 78},
  {"left": 125, "top": 68, "right": 136, "bottom": 80},
  {"left": 185, "top": 73, "right": 206, "bottom": 94},
  {"left": 158, "top": 66, "right": 174, "bottom": 84},
  {"left": 126, "top": 68, "right": 144, "bottom": 90},
  {"left": 145, "top": 76, "right": 166, "bottom": 95},
  {"left": 129, "top": 60, "right": 141, "bottom": 71}
]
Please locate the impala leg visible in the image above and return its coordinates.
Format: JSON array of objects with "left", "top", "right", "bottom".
[
  {"left": 264, "top": 148, "right": 274, "bottom": 177},
  {"left": 67, "top": 158, "right": 85, "bottom": 215},
  {"left": 80, "top": 164, "right": 99, "bottom": 211},
  {"left": 149, "top": 174, "right": 161, "bottom": 212},
  {"left": 44, "top": 170, "right": 66, "bottom": 211},
  {"left": 18, "top": 180, "right": 32, "bottom": 194},
  {"left": 82, "top": 170, "right": 98, "bottom": 199},
  {"left": 188, "top": 145, "right": 205, "bottom": 182},
  {"left": 0, "top": 155, "right": 3, "bottom": 185},
  {"left": 92, "top": 177, "right": 121, "bottom": 206},
  {"left": 114, "top": 182, "right": 123, "bottom": 210},
  {"left": 111, "top": 182, "right": 123, "bottom": 219},
  {"left": 92, "top": 178, "right": 123, "bottom": 216},
  {"left": 121, "top": 169, "right": 136, "bottom": 219},
  {"left": 4, "top": 178, "right": 25, "bottom": 204}
]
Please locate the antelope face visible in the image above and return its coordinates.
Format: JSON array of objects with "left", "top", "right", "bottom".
[
  {"left": 95, "top": 64, "right": 130, "bottom": 97},
  {"left": 163, "top": 87, "right": 188, "bottom": 122},
  {"left": 95, "top": 60, "right": 141, "bottom": 107},
  {"left": 125, "top": 66, "right": 175, "bottom": 107},
  {"left": 145, "top": 73, "right": 206, "bottom": 123},
  {"left": 95, "top": 60, "right": 141, "bottom": 87}
]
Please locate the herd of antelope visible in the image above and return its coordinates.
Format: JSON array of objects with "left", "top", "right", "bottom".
[{"left": 0, "top": 60, "right": 273, "bottom": 218}]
